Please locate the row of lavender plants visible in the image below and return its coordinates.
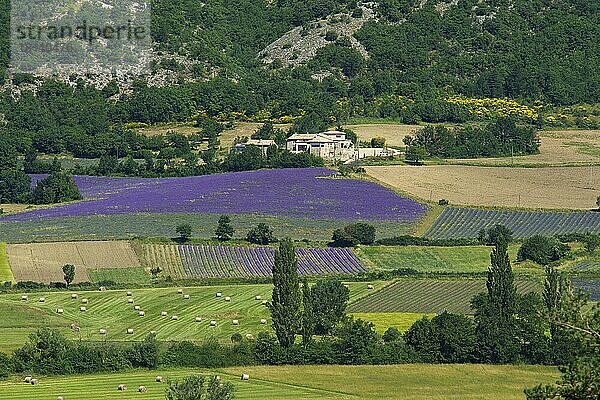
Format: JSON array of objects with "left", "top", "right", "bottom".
[{"left": 177, "top": 244, "right": 367, "bottom": 278}]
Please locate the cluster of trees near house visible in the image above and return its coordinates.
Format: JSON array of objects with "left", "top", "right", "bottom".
[{"left": 0, "top": 226, "right": 597, "bottom": 399}]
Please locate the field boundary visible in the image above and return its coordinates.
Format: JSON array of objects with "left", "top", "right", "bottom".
[{"left": 0, "top": 243, "right": 15, "bottom": 283}]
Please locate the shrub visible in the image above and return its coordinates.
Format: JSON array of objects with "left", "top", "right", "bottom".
[
  {"left": 518, "top": 236, "right": 570, "bottom": 265},
  {"left": 246, "top": 223, "right": 276, "bottom": 245},
  {"left": 0, "top": 352, "right": 11, "bottom": 379},
  {"left": 165, "top": 375, "right": 234, "bottom": 400},
  {"left": 129, "top": 333, "right": 160, "bottom": 369},
  {"left": 331, "top": 223, "right": 376, "bottom": 247},
  {"left": 477, "top": 224, "right": 513, "bottom": 247},
  {"left": 176, "top": 224, "right": 192, "bottom": 242}
]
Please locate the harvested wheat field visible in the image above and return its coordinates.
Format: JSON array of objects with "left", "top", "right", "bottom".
[
  {"left": 366, "top": 165, "right": 600, "bottom": 210},
  {"left": 346, "top": 123, "right": 421, "bottom": 147},
  {"left": 7, "top": 241, "right": 140, "bottom": 283},
  {"left": 450, "top": 130, "right": 600, "bottom": 166}
]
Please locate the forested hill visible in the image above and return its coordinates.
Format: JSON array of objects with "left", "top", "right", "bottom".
[{"left": 0, "top": 0, "right": 599, "bottom": 126}]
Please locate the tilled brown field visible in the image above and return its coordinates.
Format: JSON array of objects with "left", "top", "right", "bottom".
[
  {"left": 7, "top": 241, "right": 140, "bottom": 283},
  {"left": 366, "top": 165, "right": 600, "bottom": 210}
]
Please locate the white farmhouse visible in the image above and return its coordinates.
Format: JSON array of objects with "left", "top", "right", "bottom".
[{"left": 286, "top": 131, "right": 355, "bottom": 161}]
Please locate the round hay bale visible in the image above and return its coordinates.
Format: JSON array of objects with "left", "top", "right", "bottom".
[
  {"left": 134, "top": 305, "right": 141, "bottom": 311},
  {"left": 79, "top": 306, "right": 87, "bottom": 312},
  {"left": 71, "top": 293, "right": 78, "bottom": 299},
  {"left": 216, "top": 292, "right": 222, "bottom": 297},
  {"left": 209, "top": 320, "right": 217, "bottom": 327},
  {"left": 255, "top": 295, "right": 262, "bottom": 300},
  {"left": 343, "top": 284, "right": 349, "bottom": 289},
  {"left": 117, "top": 384, "right": 127, "bottom": 391},
  {"left": 23, "top": 376, "right": 32, "bottom": 383},
  {"left": 138, "top": 386, "right": 147, "bottom": 393},
  {"left": 261, "top": 300, "right": 268, "bottom": 305},
  {"left": 126, "top": 328, "right": 134, "bottom": 334},
  {"left": 195, "top": 317, "right": 202, "bottom": 322},
  {"left": 39, "top": 297, "right": 45, "bottom": 303},
  {"left": 150, "top": 330, "right": 157, "bottom": 335},
  {"left": 155, "top": 376, "right": 164, "bottom": 383},
  {"left": 232, "top": 319, "right": 239, "bottom": 325},
  {"left": 57, "top": 397, "right": 64, "bottom": 400},
  {"left": 99, "top": 286, "right": 106, "bottom": 292},
  {"left": 126, "top": 291, "right": 133, "bottom": 296},
  {"left": 161, "top": 311, "right": 168, "bottom": 316},
  {"left": 367, "top": 284, "right": 374, "bottom": 290},
  {"left": 260, "top": 319, "right": 267, "bottom": 324},
  {"left": 138, "top": 311, "right": 145, "bottom": 317},
  {"left": 224, "top": 296, "right": 231, "bottom": 302},
  {"left": 171, "top": 315, "right": 179, "bottom": 321},
  {"left": 245, "top": 333, "right": 254, "bottom": 340},
  {"left": 127, "top": 298, "right": 134, "bottom": 304},
  {"left": 183, "top": 294, "right": 190, "bottom": 299},
  {"left": 177, "top": 289, "right": 183, "bottom": 294},
  {"left": 21, "top": 295, "right": 28, "bottom": 301},
  {"left": 99, "top": 329, "right": 107, "bottom": 335},
  {"left": 241, "top": 374, "right": 249, "bottom": 381},
  {"left": 31, "top": 379, "right": 39, "bottom": 385},
  {"left": 81, "top": 298, "right": 88, "bottom": 304},
  {"left": 56, "top": 308, "right": 64, "bottom": 314}
]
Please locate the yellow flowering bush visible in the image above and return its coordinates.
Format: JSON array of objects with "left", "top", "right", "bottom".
[{"left": 446, "top": 97, "right": 538, "bottom": 121}]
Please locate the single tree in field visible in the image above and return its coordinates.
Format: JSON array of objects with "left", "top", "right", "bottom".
[
  {"left": 301, "top": 278, "right": 314, "bottom": 346},
  {"left": 215, "top": 215, "right": 234, "bottom": 241},
  {"left": 270, "top": 238, "right": 301, "bottom": 348},
  {"left": 246, "top": 223, "right": 275, "bottom": 245},
  {"left": 63, "top": 264, "right": 75, "bottom": 288},
  {"left": 176, "top": 224, "right": 192, "bottom": 242}
]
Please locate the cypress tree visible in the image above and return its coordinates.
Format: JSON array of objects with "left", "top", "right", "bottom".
[
  {"left": 301, "top": 278, "right": 314, "bottom": 346},
  {"left": 270, "top": 238, "right": 301, "bottom": 348}
]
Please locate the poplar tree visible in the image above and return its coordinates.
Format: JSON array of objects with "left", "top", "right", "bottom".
[
  {"left": 301, "top": 278, "right": 314, "bottom": 346},
  {"left": 270, "top": 238, "right": 301, "bottom": 348}
]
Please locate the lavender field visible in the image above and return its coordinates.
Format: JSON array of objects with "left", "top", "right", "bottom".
[
  {"left": 3, "top": 169, "right": 426, "bottom": 223},
  {"left": 178, "top": 244, "right": 366, "bottom": 278}
]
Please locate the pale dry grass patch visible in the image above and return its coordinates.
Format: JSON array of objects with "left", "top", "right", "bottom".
[
  {"left": 366, "top": 165, "right": 600, "bottom": 210},
  {"left": 346, "top": 123, "right": 420, "bottom": 147}
]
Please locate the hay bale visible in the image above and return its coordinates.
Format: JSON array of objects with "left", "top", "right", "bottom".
[
  {"left": 367, "top": 284, "right": 374, "bottom": 290},
  {"left": 21, "top": 295, "right": 28, "bottom": 301},
  {"left": 241, "top": 374, "right": 249, "bottom": 381},
  {"left": 177, "top": 289, "right": 183, "bottom": 294},
  {"left": 81, "top": 298, "right": 88, "bottom": 304},
  {"left": 224, "top": 296, "right": 231, "bottom": 302},
  {"left": 245, "top": 333, "right": 254, "bottom": 340},
  {"left": 216, "top": 292, "right": 222, "bottom": 297},
  {"left": 56, "top": 308, "right": 64, "bottom": 314},
  {"left": 31, "top": 379, "right": 39, "bottom": 385},
  {"left": 138, "top": 311, "right": 145, "bottom": 317},
  {"left": 39, "top": 297, "right": 45, "bottom": 303},
  {"left": 195, "top": 317, "right": 202, "bottom": 322},
  {"left": 99, "top": 286, "right": 106, "bottom": 292},
  {"left": 150, "top": 330, "right": 157, "bottom": 335},
  {"left": 126, "top": 328, "right": 134, "bottom": 334},
  {"left": 171, "top": 315, "right": 179, "bottom": 321},
  {"left": 232, "top": 319, "right": 239, "bottom": 325},
  {"left": 57, "top": 397, "right": 64, "bottom": 400},
  {"left": 134, "top": 305, "right": 141, "bottom": 311},
  {"left": 255, "top": 295, "right": 262, "bottom": 300},
  {"left": 260, "top": 319, "right": 267, "bottom": 325},
  {"left": 183, "top": 294, "right": 190, "bottom": 299},
  {"left": 209, "top": 320, "right": 217, "bottom": 326},
  {"left": 155, "top": 376, "right": 164, "bottom": 383},
  {"left": 99, "top": 329, "right": 107, "bottom": 335},
  {"left": 261, "top": 300, "right": 268, "bottom": 305},
  {"left": 71, "top": 293, "right": 78, "bottom": 299},
  {"left": 23, "top": 376, "right": 32, "bottom": 383},
  {"left": 126, "top": 291, "right": 133, "bottom": 296},
  {"left": 127, "top": 298, "right": 134, "bottom": 304},
  {"left": 79, "top": 306, "right": 87, "bottom": 312},
  {"left": 138, "top": 386, "right": 147, "bottom": 393},
  {"left": 343, "top": 284, "right": 349, "bottom": 289},
  {"left": 161, "top": 311, "right": 168, "bottom": 317},
  {"left": 117, "top": 384, "right": 127, "bottom": 391}
]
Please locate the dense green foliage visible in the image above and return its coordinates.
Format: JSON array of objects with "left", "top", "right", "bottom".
[
  {"left": 331, "top": 222, "right": 376, "bottom": 247},
  {"left": 518, "top": 236, "right": 570, "bottom": 265},
  {"left": 165, "top": 375, "right": 235, "bottom": 400},
  {"left": 246, "top": 223, "right": 277, "bottom": 245},
  {"left": 215, "top": 215, "right": 235, "bottom": 241}
]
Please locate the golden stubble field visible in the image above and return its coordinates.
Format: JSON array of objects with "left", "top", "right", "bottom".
[
  {"left": 366, "top": 165, "right": 600, "bottom": 210},
  {"left": 6, "top": 241, "right": 140, "bottom": 283}
]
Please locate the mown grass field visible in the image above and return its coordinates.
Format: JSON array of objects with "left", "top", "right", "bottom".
[
  {"left": 349, "top": 312, "right": 435, "bottom": 334},
  {"left": 0, "top": 364, "right": 559, "bottom": 400},
  {"left": 347, "top": 279, "right": 541, "bottom": 314},
  {"left": 355, "top": 244, "right": 537, "bottom": 275},
  {"left": 0, "top": 242, "right": 14, "bottom": 283},
  {"left": 366, "top": 165, "right": 600, "bottom": 210},
  {"left": 0, "top": 213, "right": 414, "bottom": 243},
  {"left": 0, "top": 282, "right": 387, "bottom": 354}
]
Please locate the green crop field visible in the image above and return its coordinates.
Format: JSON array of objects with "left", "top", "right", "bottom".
[
  {"left": 0, "top": 242, "right": 14, "bottom": 283},
  {"left": 0, "top": 281, "right": 388, "bottom": 354},
  {"left": 0, "top": 213, "right": 413, "bottom": 243},
  {"left": 348, "top": 279, "right": 541, "bottom": 314},
  {"left": 356, "top": 245, "right": 533, "bottom": 275},
  {"left": 0, "top": 364, "right": 558, "bottom": 400},
  {"left": 349, "top": 312, "right": 435, "bottom": 333}
]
